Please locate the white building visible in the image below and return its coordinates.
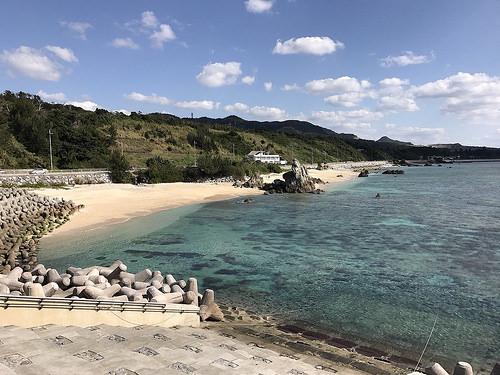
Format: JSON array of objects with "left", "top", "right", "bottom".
[{"left": 247, "top": 151, "right": 287, "bottom": 164}]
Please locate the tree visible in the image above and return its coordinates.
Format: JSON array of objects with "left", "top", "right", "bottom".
[{"left": 109, "top": 150, "right": 131, "bottom": 183}]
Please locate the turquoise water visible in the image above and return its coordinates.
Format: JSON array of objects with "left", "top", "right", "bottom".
[{"left": 40, "top": 163, "right": 500, "bottom": 368}]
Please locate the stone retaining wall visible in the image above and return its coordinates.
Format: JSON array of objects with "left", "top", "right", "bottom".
[{"left": 0, "top": 171, "right": 111, "bottom": 186}]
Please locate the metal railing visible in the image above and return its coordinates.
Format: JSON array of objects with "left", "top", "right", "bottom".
[{"left": 0, "top": 295, "right": 199, "bottom": 314}]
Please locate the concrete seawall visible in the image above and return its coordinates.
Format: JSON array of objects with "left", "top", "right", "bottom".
[{"left": 0, "top": 170, "right": 111, "bottom": 186}]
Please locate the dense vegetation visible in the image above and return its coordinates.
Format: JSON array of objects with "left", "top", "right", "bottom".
[{"left": 1, "top": 91, "right": 500, "bottom": 178}]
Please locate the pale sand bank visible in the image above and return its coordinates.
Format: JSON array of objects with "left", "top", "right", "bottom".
[{"left": 37, "top": 168, "right": 357, "bottom": 238}]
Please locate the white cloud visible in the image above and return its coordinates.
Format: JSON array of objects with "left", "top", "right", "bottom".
[
  {"left": 115, "top": 109, "right": 131, "bottom": 116},
  {"left": 311, "top": 109, "right": 383, "bottom": 124},
  {"left": 175, "top": 100, "right": 219, "bottom": 110},
  {"left": 310, "top": 109, "right": 383, "bottom": 134},
  {"left": 379, "top": 77, "right": 409, "bottom": 89},
  {"left": 380, "top": 51, "right": 433, "bottom": 67},
  {"left": 141, "top": 11, "right": 159, "bottom": 29},
  {"left": 125, "top": 92, "right": 219, "bottom": 111},
  {"left": 150, "top": 24, "right": 176, "bottom": 48},
  {"left": 224, "top": 102, "right": 250, "bottom": 112},
  {"left": 224, "top": 102, "right": 286, "bottom": 120},
  {"left": 60, "top": 21, "right": 92, "bottom": 40},
  {"left": 305, "top": 76, "right": 371, "bottom": 94},
  {"left": 324, "top": 92, "right": 366, "bottom": 108},
  {"left": 1, "top": 46, "right": 63, "bottom": 81},
  {"left": 125, "top": 92, "right": 171, "bottom": 105},
  {"left": 412, "top": 72, "right": 500, "bottom": 123},
  {"left": 37, "top": 90, "right": 66, "bottom": 102},
  {"left": 242, "top": 75, "right": 255, "bottom": 85},
  {"left": 378, "top": 96, "right": 419, "bottom": 112},
  {"left": 282, "top": 83, "right": 300, "bottom": 91},
  {"left": 45, "top": 46, "right": 78, "bottom": 62},
  {"left": 197, "top": 61, "right": 242, "bottom": 87},
  {"left": 264, "top": 82, "right": 273, "bottom": 91},
  {"left": 66, "top": 100, "right": 99, "bottom": 111},
  {"left": 111, "top": 37, "right": 139, "bottom": 50},
  {"left": 250, "top": 106, "right": 286, "bottom": 120},
  {"left": 245, "top": 0, "right": 274, "bottom": 13},
  {"left": 273, "top": 36, "right": 344, "bottom": 56}
]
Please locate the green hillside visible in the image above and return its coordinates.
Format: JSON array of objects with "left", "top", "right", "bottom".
[
  {"left": 1, "top": 91, "right": 500, "bottom": 172},
  {"left": 0, "top": 91, "right": 364, "bottom": 170}
]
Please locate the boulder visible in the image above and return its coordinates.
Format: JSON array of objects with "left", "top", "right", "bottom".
[
  {"left": 262, "top": 159, "right": 319, "bottom": 193},
  {"left": 358, "top": 169, "right": 369, "bottom": 177}
]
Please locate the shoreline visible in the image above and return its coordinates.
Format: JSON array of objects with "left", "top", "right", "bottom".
[{"left": 37, "top": 167, "right": 359, "bottom": 240}]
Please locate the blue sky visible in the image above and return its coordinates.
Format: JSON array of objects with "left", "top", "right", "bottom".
[{"left": 1, "top": 0, "right": 500, "bottom": 146}]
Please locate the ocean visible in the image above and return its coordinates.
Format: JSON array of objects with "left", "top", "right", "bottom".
[{"left": 40, "top": 162, "right": 500, "bottom": 369}]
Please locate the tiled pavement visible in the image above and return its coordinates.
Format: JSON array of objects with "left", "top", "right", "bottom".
[{"left": 0, "top": 324, "right": 360, "bottom": 375}]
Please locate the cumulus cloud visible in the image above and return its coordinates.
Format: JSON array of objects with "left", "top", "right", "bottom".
[
  {"left": 273, "top": 36, "right": 344, "bottom": 56},
  {"left": 60, "top": 21, "right": 92, "bottom": 40},
  {"left": 311, "top": 109, "right": 383, "bottom": 126},
  {"left": 125, "top": 92, "right": 171, "bottom": 105},
  {"left": 125, "top": 92, "right": 218, "bottom": 111},
  {"left": 380, "top": 51, "right": 433, "bottom": 67},
  {"left": 412, "top": 72, "right": 500, "bottom": 123},
  {"left": 150, "top": 24, "right": 176, "bottom": 48},
  {"left": 282, "top": 83, "right": 300, "bottom": 91},
  {"left": 141, "top": 11, "right": 159, "bottom": 28},
  {"left": 45, "top": 46, "right": 78, "bottom": 62},
  {"left": 175, "top": 100, "right": 219, "bottom": 110},
  {"left": 1, "top": 46, "right": 67, "bottom": 81},
  {"left": 224, "top": 102, "right": 287, "bottom": 120},
  {"left": 197, "top": 62, "right": 242, "bottom": 87},
  {"left": 224, "top": 102, "right": 250, "bottom": 112},
  {"left": 324, "top": 92, "right": 366, "bottom": 108},
  {"left": 378, "top": 95, "right": 419, "bottom": 112},
  {"left": 111, "top": 37, "right": 139, "bottom": 50},
  {"left": 66, "top": 100, "right": 99, "bottom": 111},
  {"left": 305, "top": 76, "right": 371, "bottom": 94},
  {"left": 37, "top": 90, "right": 66, "bottom": 102},
  {"left": 245, "top": 0, "right": 274, "bottom": 13},
  {"left": 242, "top": 75, "right": 255, "bottom": 85},
  {"left": 264, "top": 82, "right": 273, "bottom": 91}
]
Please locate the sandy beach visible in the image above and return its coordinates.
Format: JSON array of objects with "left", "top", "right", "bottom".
[{"left": 37, "top": 168, "right": 358, "bottom": 237}]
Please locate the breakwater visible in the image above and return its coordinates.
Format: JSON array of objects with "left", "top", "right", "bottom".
[
  {"left": 0, "top": 188, "right": 80, "bottom": 273},
  {"left": 0, "top": 259, "right": 223, "bottom": 322}
]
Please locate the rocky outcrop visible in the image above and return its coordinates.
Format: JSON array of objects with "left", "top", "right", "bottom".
[
  {"left": 241, "top": 175, "right": 264, "bottom": 189},
  {"left": 358, "top": 169, "right": 369, "bottom": 177},
  {"left": 382, "top": 169, "right": 405, "bottom": 175},
  {"left": 0, "top": 188, "right": 81, "bottom": 273},
  {"left": 262, "top": 159, "right": 322, "bottom": 194}
]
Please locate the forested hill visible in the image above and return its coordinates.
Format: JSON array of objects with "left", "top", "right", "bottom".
[{"left": 1, "top": 91, "right": 500, "bottom": 170}]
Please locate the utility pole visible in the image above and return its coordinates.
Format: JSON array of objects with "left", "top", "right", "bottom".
[
  {"left": 48, "top": 128, "right": 54, "bottom": 170},
  {"left": 193, "top": 140, "right": 197, "bottom": 167},
  {"left": 311, "top": 148, "right": 314, "bottom": 166}
]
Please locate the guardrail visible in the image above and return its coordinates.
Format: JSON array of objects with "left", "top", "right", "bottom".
[{"left": 0, "top": 295, "right": 199, "bottom": 314}]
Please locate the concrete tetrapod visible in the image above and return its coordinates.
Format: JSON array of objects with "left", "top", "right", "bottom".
[
  {"left": 425, "top": 363, "right": 450, "bottom": 375},
  {"left": 452, "top": 362, "right": 473, "bottom": 375}
]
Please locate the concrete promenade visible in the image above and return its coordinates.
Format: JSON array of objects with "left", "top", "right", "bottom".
[{"left": 0, "top": 324, "right": 366, "bottom": 375}]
